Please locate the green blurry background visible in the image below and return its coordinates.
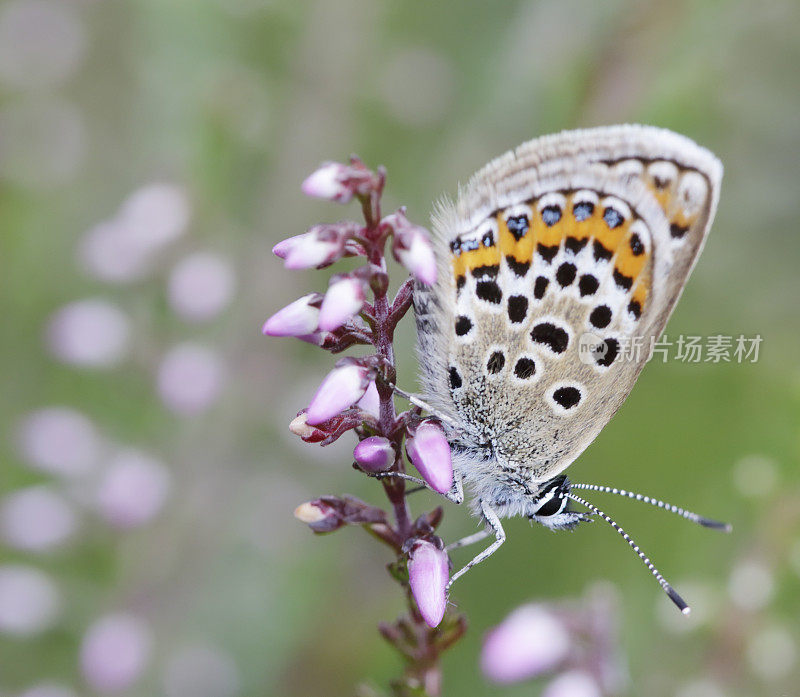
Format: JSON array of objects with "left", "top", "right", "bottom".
[{"left": 1, "top": 1, "right": 799, "bottom": 696}]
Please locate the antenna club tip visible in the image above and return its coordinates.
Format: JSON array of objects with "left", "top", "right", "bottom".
[{"left": 682, "top": 606, "right": 692, "bottom": 616}]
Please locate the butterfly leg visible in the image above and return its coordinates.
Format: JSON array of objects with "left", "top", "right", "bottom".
[
  {"left": 446, "top": 500, "right": 505, "bottom": 592},
  {"left": 368, "top": 471, "right": 464, "bottom": 505}
]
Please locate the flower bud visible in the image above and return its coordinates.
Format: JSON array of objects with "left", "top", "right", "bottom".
[
  {"left": 542, "top": 672, "right": 602, "bottom": 697},
  {"left": 272, "top": 233, "right": 305, "bottom": 260},
  {"left": 356, "top": 380, "right": 380, "bottom": 419},
  {"left": 318, "top": 277, "right": 366, "bottom": 331},
  {"left": 406, "top": 422, "right": 453, "bottom": 494},
  {"left": 262, "top": 294, "right": 321, "bottom": 337},
  {"left": 387, "top": 212, "right": 437, "bottom": 286},
  {"left": 301, "top": 162, "right": 354, "bottom": 203},
  {"left": 481, "top": 604, "right": 571, "bottom": 684},
  {"left": 408, "top": 540, "right": 449, "bottom": 628},
  {"left": 306, "top": 364, "right": 370, "bottom": 425},
  {"left": 283, "top": 229, "right": 343, "bottom": 270},
  {"left": 288, "top": 413, "right": 328, "bottom": 443},
  {"left": 354, "top": 437, "right": 394, "bottom": 472},
  {"left": 293, "top": 500, "right": 345, "bottom": 533}
]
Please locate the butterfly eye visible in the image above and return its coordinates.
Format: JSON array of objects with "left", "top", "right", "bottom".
[{"left": 532, "top": 493, "right": 566, "bottom": 518}]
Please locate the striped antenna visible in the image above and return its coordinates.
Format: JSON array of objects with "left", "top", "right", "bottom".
[
  {"left": 567, "top": 492, "right": 691, "bottom": 615},
  {"left": 572, "top": 483, "right": 732, "bottom": 532}
]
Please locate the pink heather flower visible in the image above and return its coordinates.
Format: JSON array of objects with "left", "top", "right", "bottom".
[
  {"left": 283, "top": 228, "right": 344, "bottom": 270},
  {"left": 408, "top": 540, "right": 449, "bottom": 628},
  {"left": 357, "top": 380, "right": 380, "bottom": 419},
  {"left": 80, "top": 613, "right": 152, "bottom": 693},
  {"left": 301, "top": 162, "right": 354, "bottom": 203},
  {"left": 306, "top": 364, "right": 370, "bottom": 425},
  {"left": 542, "top": 671, "right": 602, "bottom": 697},
  {"left": 406, "top": 422, "right": 453, "bottom": 494},
  {"left": 481, "top": 604, "right": 571, "bottom": 684},
  {"left": 0, "top": 564, "right": 61, "bottom": 636},
  {"left": 293, "top": 500, "right": 345, "bottom": 534},
  {"left": 354, "top": 436, "right": 394, "bottom": 472},
  {"left": 272, "top": 233, "right": 305, "bottom": 259},
  {"left": 318, "top": 277, "right": 365, "bottom": 331},
  {"left": 0, "top": 486, "right": 77, "bottom": 552},
  {"left": 262, "top": 293, "right": 321, "bottom": 337},
  {"left": 387, "top": 211, "right": 437, "bottom": 285}
]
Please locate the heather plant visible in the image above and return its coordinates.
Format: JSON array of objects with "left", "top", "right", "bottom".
[{"left": 265, "top": 159, "right": 621, "bottom": 697}]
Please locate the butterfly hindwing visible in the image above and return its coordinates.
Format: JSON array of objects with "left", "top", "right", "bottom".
[{"left": 414, "top": 125, "right": 722, "bottom": 483}]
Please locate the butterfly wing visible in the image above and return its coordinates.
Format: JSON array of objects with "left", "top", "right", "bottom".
[{"left": 414, "top": 125, "right": 722, "bottom": 483}]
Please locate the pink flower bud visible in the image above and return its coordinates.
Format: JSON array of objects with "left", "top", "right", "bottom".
[
  {"left": 387, "top": 212, "right": 437, "bottom": 285},
  {"left": 293, "top": 500, "right": 345, "bottom": 533},
  {"left": 306, "top": 364, "right": 370, "bottom": 425},
  {"left": 354, "top": 436, "right": 394, "bottom": 472},
  {"left": 357, "top": 380, "right": 380, "bottom": 419},
  {"left": 542, "top": 672, "right": 602, "bottom": 697},
  {"left": 318, "top": 277, "right": 366, "bottom": 331},
  {"left": 408, "top": 540, "right": 449, "bottom": 628},
  {"left": 481, "top": 604, "right": 571, "bottom": 684},
  {"left": 406, "top": 422, "right": 453, "bottom": 494},
  {"left": 262, "top": 294, "right": 321, "bottom": 337},
  {"left": 284, "top": 229, "right": 343, "bottom": 270},
  {"left": 272, "top": 233, "right": 305, "bottom": 259},
  {"left": 301, "top": 162, "right": 354, "bottom": 203},
  {"left": 288, "top": 413, "right": 328, "bottom": 443}
]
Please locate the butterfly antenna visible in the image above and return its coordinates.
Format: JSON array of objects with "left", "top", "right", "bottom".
[
  {"left": 571, "top": 483, "right": 731, "bottom": 532},
  {"left": 567, "top": 492, "right": 691, "bottom": 615}
]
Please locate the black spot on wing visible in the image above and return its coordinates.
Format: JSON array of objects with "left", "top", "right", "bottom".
[
  {"left": 506, "top": 215, "right": 530, "bottom": 241},
  {"left": 533, "top": 276, "right": 549, "bottom": 300},
  {"left": 670, "top": 222, "right": 689, "bottom": 238},
  {"left": 555, "top": 262, "right": 576, "bottom": 287},
  {"left": 628, "top": 299, "right": 642, "bottom": 319},
  {"left": 593, "top": 239, "right": 613, "bottom": 262},
  {"left": 565, "top": 236, "right": 588, "bottom": 253},
  {"left": 553, "top": 386, "right": 581, "bottom": 409},
  {"left": 505, "top": 256, "right": 530, "bottom": 277},
  {"left": 629, "top": 233, "right": 644, "bottom": 256},
  {"left": 578, "top": 274, "right": 599, "bottom": 297},
  {"left": 589, "top": 305, "right": 612, "bottom": 329},
  {"left": 507, "top": 295, "right": 528, "bottom": 324},
  {"left": 449, "top": 367, "right": 462, "bottom": 389},
  {"left": 514, "top": 357, "right": 536, "bottom": 379},
  {"left": 537, "top": 244, "right": 559, "bottom": 263},
  {"left": 531, "top": 323, "right": 569, "bottom": 354},
  {"left": 487, "top": 351, "right": 505, "bottom": 374},
  {"left": 472, "top": 264, "right": 499, "bottom": 279},
  {"left": 596, "top": 338, "right": 619, "bottom": 368},
  {"left": 455, "top": 316, "right": 472, "bottom": 336},
  {"left": 613, "top": 269, "right": 633, "bottom": 291},
  {"left": 603, "top": 206, "right": 624, "bottom": 229},
  {"left": 476, "top": 280, "right": 502, "bottom": 304}
]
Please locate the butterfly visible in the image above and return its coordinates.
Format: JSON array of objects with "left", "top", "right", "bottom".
[{"left": 408, "top": 125, "right": 729, "bottom": 613}]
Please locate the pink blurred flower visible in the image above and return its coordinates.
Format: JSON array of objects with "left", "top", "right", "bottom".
[
  {"left": 542, "top": 671, "right": 602, "bottom": 697},
  {"left": 0, "top": 564, "right": 61, "bottom": 636},
  {"left": 387, "top": 211, "right": 437, "bottom": 285},
  {"left": 80, "top": 613, "right": 152, "bottom": 693},
  {"left": 301, "top": 162, "right": 354, "bottom": 203},
  {"left": 406, "top": 422, "right": 453, "bottom": 494},
  {"left": 0, "top": 486, "right": 77, "bottom": 552},
  {"left": 167, "top": 252, "right": 235, "bottom": 322},
  {"left": 157, "top": 343, "right": 224, "bottom": 416},
  {"left": 305, "top": 363, "right": 370, "bottom": 425},
  {"left": 17, "top": 407, "right": 100, "bottom": 477},
  {"left": 46, "top": 299, "right": 131, "bottom": 368},
  {"left": 95, "top": 450, "right": 171, "bottom": 529},
  {"left": 262, "top": 293, "right": 321, "bottom": 337},
  {"left": 408, "top": 540, "right": 449, "bottom": 628},
  {"left": 354, "top": 436, "right": 394, "bottom": 472},
  {"left": 163, "top": 644, "right": 240, "bottom": 697},
  {"left": 481, "top": 604, "right": 571, "bottom": 684},
  {"left": 17, "top": 683, "right": 78, "bottom": 697},
  {"left": 318, "top": 277, "right": 365, "bottom": 331}
]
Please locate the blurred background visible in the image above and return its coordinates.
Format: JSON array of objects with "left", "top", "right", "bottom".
[{"left": 1, "top": 1, "right": 799, "bottom": 696}]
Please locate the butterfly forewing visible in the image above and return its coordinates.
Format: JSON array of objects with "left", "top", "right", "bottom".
[{"left": 414, "top": 125, "right": 721, "bottom": 482}]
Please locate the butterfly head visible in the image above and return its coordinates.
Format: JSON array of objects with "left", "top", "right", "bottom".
[{"left": 525, "top": 475, "right": 592, "bottom": 531}]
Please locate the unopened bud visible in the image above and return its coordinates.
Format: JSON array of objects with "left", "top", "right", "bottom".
[
  {"left": 354, "top": 436, "right": 394, "bottom": 472},
  {"left": 262, "top": 294, "right": 321, "bottom": 337},
  {"left": 293, "top": 500, "right": 345, "bottom": 533},
  {"left": 288, "top": 413, "right": 327, "bottom": 443},
  {"left": 406, "top": 422, "right": 453, "bottom": 494},
  {"left": 318, "top": 277, "right": 366, "bottom": 331},
  {"left": 408, "top": 540, "right": 449, "bottom": 628},
  {"left": 301, "top": 162, "right": 354, "bottom": 203},
  {"left": 387, "top": 211, "right": 437, "bottom": 285},
  {"left": 306, "top": 364, "right": 371, "bottom": 425}
]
